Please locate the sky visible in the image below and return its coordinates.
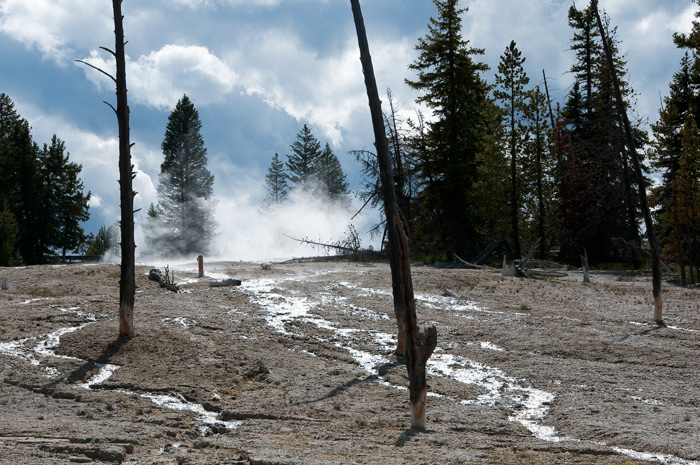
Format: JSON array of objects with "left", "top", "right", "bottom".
[{"left": 0, "top": 0, "right": 697, "bottom": 260}]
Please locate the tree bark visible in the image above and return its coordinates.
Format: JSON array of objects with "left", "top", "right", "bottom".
[
  {"left": 350, "top": 0, "right": 437, "bottom": 429},
  {"left": 113, "top": 0, "right": 136, "bottom": 338},
  {"left": 593, "top": 1, "right": 664, "bottom": 326}
]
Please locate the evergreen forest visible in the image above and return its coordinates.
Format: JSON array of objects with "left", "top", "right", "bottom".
[
  {"left": 350, "top": 0, "right": 700, "bottom": 283},
  {"left": 4, "top": 0, "right": 700, "bottom": 285},
  {"left": 0, "top": 93, "right": 91, "bottom": 265}
]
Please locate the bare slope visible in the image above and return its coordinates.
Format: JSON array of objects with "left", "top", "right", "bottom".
[{"left": 1, "top": 261, "right": 699, "bottom": 464}]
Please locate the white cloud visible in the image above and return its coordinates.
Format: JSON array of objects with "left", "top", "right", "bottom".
[
  {"left": 170, "top": 0, "right": 281, "bottom": 8},
  {"left": 13, "top": 100, "right": 159, "bottom": 225},
  {"left": 228, "top": 30, "right": 416, "bottom": 146},
  {"left": 0, "top": 0, "right": 112, "bottom": 62},
  {"left": 79, "top": 44, "right": 237, "bottom": 110}
]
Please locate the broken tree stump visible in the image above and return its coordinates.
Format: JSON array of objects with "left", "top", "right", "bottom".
[
  {"left": 581, "top": 249, "right": 591, "bottom": 284},
  {"left": 148, "top": 268, "right": 179, "bottom": 292}
]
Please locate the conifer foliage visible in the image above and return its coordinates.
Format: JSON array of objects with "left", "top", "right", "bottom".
[
  {"left": 262, "top": 124, "right": 349, "bottom": 208},
  {"left": 262, "top": 153, "right": 289, "bottom": 209},
  {"left": 148, "top": 95, "right": 216, "bottom": 256},
  {"left": 406, "top": 0, "right": 491, "bottom": 259},
  {"left": 0, "top": 93, "right": 91, "bottom": 265}
]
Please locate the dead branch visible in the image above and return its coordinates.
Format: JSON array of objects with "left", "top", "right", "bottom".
[{"left": 285, "top": 234, "right": 357, "bottom": 254}]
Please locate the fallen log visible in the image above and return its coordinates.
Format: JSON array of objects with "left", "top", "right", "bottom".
[{"left": 209, "top": 279, "right": 241, "bottom": 288}]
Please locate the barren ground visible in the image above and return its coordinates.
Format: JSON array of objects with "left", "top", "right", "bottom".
[{"left": 0, "top": 259, "right": 699, "bottom": 464}]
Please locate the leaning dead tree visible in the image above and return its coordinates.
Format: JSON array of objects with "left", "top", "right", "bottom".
[
  {"left": 350, "top": 0, "right": 437, "bottom": 430},
  {"left": 77, "top": 0, "right": 136, "bottom": 338},
  {"left": 592, "top": 0, "right": 664, "bottom": 326}
]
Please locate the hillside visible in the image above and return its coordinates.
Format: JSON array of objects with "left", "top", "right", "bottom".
[{"left": 1, "top": 260, "right": 698, "bottom": 464}]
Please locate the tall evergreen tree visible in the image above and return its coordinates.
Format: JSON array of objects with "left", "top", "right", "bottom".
[
  {"left": 317, "top": 143, "right": 350, "bottom": 203},
  {"left": 494, "top": 40, "right": 529, "bottom": 258},
  {"left": 39, "top": 135, "right": 91, "bottom": 259},
  {"left": 152, "top": 95, "right": 215, "bottom": 256},
  {"left": 650, "top": 2, "right": 700, "bottom": 279},
  {"left": 558, "top": 2, "right": 644, "bottom": 265},
  {"left": 0, "top": 200, "right": 21, "bottom": 266},
  {"left": 262, "top": 152, "right": 289, "bottom": 208},
  {"left": 286, "top": 124, "right": 322, "bottom": 189},
  {"left": 406, "top": 0, "right": 491, "bottom": 259},
  {"left": 0, "top": 94, "right": 43, "bottom": 263},
  {"left": 86, "top": 224, "right": 116, "bottom": 258},
  {"left": 522, "top": 86, "right": 554, "bottom": 259},
  {"left": 663, "top": 116, "right": 700, "bottom": 283},
  {"left": 0, "top": 94, "right": 91, "bottom": 264}
]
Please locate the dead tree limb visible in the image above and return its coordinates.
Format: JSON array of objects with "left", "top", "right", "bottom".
[
  {"left": 350, "top": 0, "right": 437, "bottom": 430},
  {"left": 593, "top": 1, "right": 664, "bottom": 326},
  {"left": 284, "top": 234, "right": 357, "bottom": 255}
]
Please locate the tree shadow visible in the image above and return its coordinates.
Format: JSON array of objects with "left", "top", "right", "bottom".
[
  {"left": 42, "top": 336, "right": 130, "bottom": 390},
  {"left": 394, "top": 427, "right": 435, "bottom": 447},
  {"left": 297, "top": 360, "right": 404, "bottom": 405},
  {"left": 619, "top": 323, "right": 666, "bottom": 341}
]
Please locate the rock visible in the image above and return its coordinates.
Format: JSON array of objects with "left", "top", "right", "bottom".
[{"left": 98, "top": 445, "right": 126, "bottom": 462}]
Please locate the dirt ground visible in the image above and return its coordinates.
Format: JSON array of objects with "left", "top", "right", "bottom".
[{"left": 0, "top": 259, "right": 699, "bottom": 464}]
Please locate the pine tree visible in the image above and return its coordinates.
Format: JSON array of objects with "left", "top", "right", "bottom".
[
  {"left": 558, "top": 2, "right": 644, "bottom": 265},
  {"left": 39, "top": 135, "right": 91, "bottom": 259},
  {"left": 522, "top": 86, "right": 554, "bottom": 258},
  {"left": 153, "top": 95, "right": 215, "bottom": 256},
  {"left": 494, "top": 40, "right": 529, "bottom": 258},
  {"left": 0, "top": 200, "right": 21, "bottom": 266},
  {"left": 86, "top": 224, "right": 117, "bottom": 258},
  {"left": 651, "top": 2, "right": 700, "bottom": 250},
  {"left": 286, "top": 124, "right": 322, "bottom": 189},
  {"left": 317, "top": 143, "right": 350, "bottom": 203},
  {"left": 262, "top": 153, "right": 289, "bottom": 208},
  {"left": 1, "top": 95, "right": 91, "bottom": 263},
  {"left": 406, "top": 0, "right": 491, "bottom": 259},
  {"left": 664, "top": 116, "right": 700, "bottom": 283},
  {"left": 0, "top": 94, "right": 43, "bottom": 263}
]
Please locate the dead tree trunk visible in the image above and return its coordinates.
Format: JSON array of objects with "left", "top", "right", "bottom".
[
  {"left": 113, "top": 0, "right": 136, "bottom": 338},
  {"left": 593, "top": 1, "right": 664, "bottom": 326},
  {"left": 350, "top": 0, "right": 437, "bottom": 430},
  {"left": 76, "top": 1, "right": 135, "bottom": 338}
]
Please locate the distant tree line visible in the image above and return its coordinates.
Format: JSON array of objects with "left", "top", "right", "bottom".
[
  {"left": 0, "top": 93, "right": 91, "bottom": 265},
  {"left": 262, "top": 124, "right": 350, "bottom": 208},
  {"left": 352, "top": 0, "right": 700, "bottom": 280}
]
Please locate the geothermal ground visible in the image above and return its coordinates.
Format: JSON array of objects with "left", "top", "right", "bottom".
[{"left": 0, "top": 259, "right": 699, "bottom": 464}]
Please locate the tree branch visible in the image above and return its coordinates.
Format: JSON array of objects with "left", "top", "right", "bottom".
[
  {"left": 99, "top": 46, "right": 116, "bottom": 57},
  {"left": 75, "top": 59, "right": 117, "bottom": 83},
  {"left": 103, "top": 101, "right": 117, "bottom": 114}
]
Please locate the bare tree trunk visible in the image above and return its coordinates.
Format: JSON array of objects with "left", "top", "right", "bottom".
[
  {"left": 593, "top": 1, "right": 664, "bottom": 326},
  {"left": 350, "top": 0, "right": 437, "bottom": 429},
  {"left": 113, "top": 0, "right": 136, "bottom": 338}
]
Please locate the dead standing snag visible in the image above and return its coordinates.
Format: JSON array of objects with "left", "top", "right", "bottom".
[
  {"left": 349, "top": 0, "right": 437, "bottom": 429},
  {"left": 592, "top": 0, "right": 664, "bottom": 326},
  {"left": 78, "top": 0, "right": 136, "bottom": 338}
]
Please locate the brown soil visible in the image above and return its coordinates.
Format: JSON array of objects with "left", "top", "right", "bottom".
[{"left": 0, "top": 260, "right": 699, "bottom": 464}]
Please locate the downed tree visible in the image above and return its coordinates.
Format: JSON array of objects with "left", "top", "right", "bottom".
[
  {"left": 209, "top": 279, "right": 241, "bottom": 288},
  {"left": 350, "top": 0, "right": 437, "bottom": 430}
]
